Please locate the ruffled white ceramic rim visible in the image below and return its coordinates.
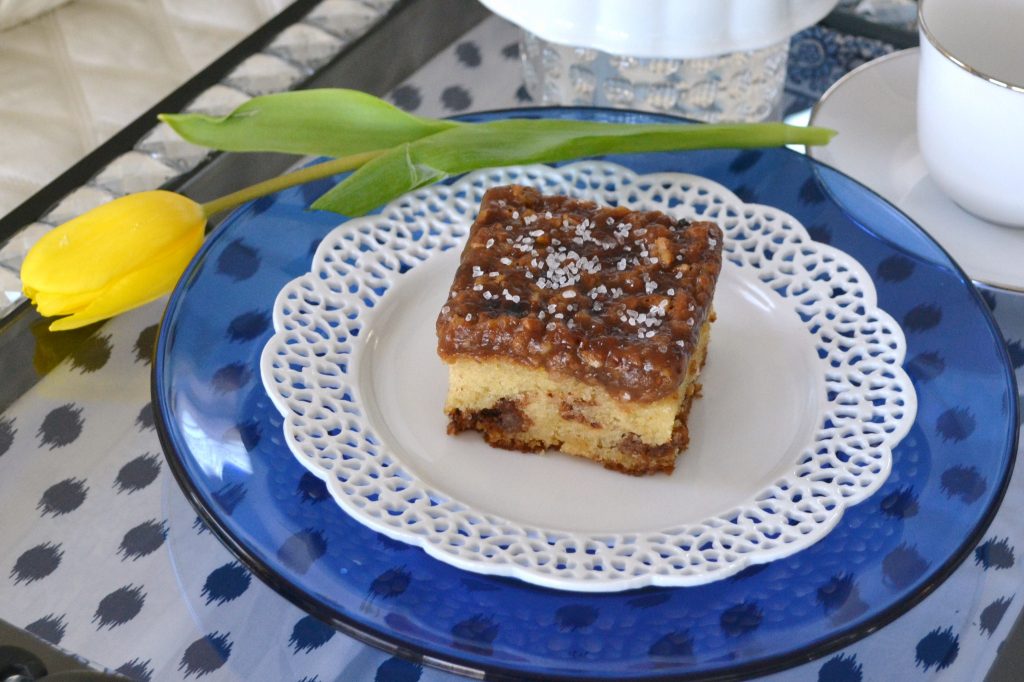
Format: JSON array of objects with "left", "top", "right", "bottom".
[
  {"left": 260, "top": 162, "right": 917, "bottom": 592},
  {"left": 478, "top": 0, "right": 838, "bottom": 59}
]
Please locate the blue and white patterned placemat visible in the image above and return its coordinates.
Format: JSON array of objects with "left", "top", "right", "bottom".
[{"left": 2, "top": 14, "right": 1021, "bottom": 682}]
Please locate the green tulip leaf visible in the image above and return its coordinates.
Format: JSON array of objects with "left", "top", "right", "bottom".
[
  {"left": 159, "top": 89, "right": 458, "bottom": 157},
  {"left": 311, "top": 118, "right": 837, "bottom": 216}
]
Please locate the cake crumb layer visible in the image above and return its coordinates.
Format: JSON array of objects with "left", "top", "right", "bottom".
[{"left": 443, "top": 319, "right": 713, "bottom": 475}]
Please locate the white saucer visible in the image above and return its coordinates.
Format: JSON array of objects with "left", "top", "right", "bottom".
[{"left": 809, "top": 48, "right": 1024, "bottom": 293}]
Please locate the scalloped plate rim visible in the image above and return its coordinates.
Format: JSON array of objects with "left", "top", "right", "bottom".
[{"left": 258, "top": 161, "right": 918, "bottom": 592}]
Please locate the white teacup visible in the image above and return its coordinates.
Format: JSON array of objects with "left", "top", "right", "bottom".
[{"left": 917, "top": 0, "right": 1024, "bottom": 227}]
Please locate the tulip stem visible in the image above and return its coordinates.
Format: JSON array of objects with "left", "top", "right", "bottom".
[{"left": 200, "top": 150, "right": 386, "bottom": 218}]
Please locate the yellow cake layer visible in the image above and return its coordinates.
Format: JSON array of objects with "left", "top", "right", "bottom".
[{"left": 444, "top": 319, "right": 711, "bottom": 473}]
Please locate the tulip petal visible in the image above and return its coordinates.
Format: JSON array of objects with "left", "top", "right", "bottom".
[
  {"left": 22, "top": 191, "right": 205, "bottom": 295},
  {"left": 47, "top": 228, "right": 203, "bottom": 331},
  {"left": 31, "top": 288, "right": 102, "bottom": 316}
]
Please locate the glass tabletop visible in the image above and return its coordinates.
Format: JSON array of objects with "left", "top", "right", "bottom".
[{"left": 8, "top": 2, "right": 1024, "bottom": 681}]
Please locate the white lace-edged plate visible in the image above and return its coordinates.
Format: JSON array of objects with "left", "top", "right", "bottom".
[{"left": 260, "top": 161, "right": 917, "bottom": 592}]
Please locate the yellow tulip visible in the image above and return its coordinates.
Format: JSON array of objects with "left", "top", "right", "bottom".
[{"left": 21, "top": 190, "right": 206, "bottom": 331}]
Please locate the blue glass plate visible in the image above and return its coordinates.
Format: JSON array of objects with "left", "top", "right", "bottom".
[{"left": 154, "top": 108, "right": 1018, "bottom": 680}]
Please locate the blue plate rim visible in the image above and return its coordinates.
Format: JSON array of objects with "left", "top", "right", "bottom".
[{"left": 153, "top": 105, "right": 1020, "bottom": 681}]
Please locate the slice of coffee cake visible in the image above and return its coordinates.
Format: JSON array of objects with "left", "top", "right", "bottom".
[{"left": 436, "top": 185, "right": 723, "bottom": 475}]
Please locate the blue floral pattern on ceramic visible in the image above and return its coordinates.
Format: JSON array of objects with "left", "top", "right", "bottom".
[
  {"left": 784, "top": 25, "right": 896, "bottom": 114},
  {"left": 154, "top": 108, "right": 1017, "bottom": 680}
]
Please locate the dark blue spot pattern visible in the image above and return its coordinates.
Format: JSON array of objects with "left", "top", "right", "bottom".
[
  {"left": 915, "top": 626, "right": 959, "bottom": 671},
  {"left": 179, "top": 632, "right": 232, "bottom": 678},
  {"left": 441, "top": 86, "right": 472, "bottom": 112},
  {"left": 227, "top": 310, "right": 270, "bottom": 342},
  {"left": 555, "top": 604, "right": 598, "bottom": 631},
  {"left": 216, "top": 239, "right": 260, "bottom": 281},
  {"left": 211, "top": 362, "right": 252, "bottom": 394},
  {"left": 515, "top": 84, "right": 532, "bottom": 103},
  {"left": 728, "top": 150, "right": 762, "bottom": 174},
  {"left": 940, "top": 465, "right": 987, "bottom": 503},
  {"left": 115, "top": 453, "right": 161, "bottom": 493},
  {"left": 38, "top": 404, "right": 83, "bottom": 449},
  {"left": 297, "top": 472, "right": 329, "bottom": 504},
  {"left": 732, "top": 185, "right": 757, "bottom": 203},
  {"left": 289, "top": 614, "right": 335, "bottom": 654},
  {"left": 975, "top": 537, "right": 1015, "bottom": 569},
  {"left": 299, "top": 180, "right": 333, "bottom": 209},
  {"left": 24, "top": 613, "right": 66, "bottom": 645},
  {"left": 1006, "top": 339, "right": 1024, "bottom": 369},
  {"left": 11, "top": 542, "right": 63, "bottom": 584},
  {"left": 816, "top": 573, "right": 855, "bottom": 613},
  {"left": 936, "top": 407, "right": 976, "bottom": 443},
  {"left": 115, "top": 658, "right": 153, "bottom": 682},
  {"left": 375, "top": 656, "right": 422, "bottom": 682},
  {"left": 720, "top": 601, "right": 763, "bottom": 637},
  {"left": 237, "top": 418, "right": 261, "bottom": 451},
  {"left": 980, "top": 596, "right": 1014, "bottom": 636},
  {"left": 69, "top": 333, "right": 111, "bottom": 373},
  {"left": 38, "top": 477, "right": 88, "bottom": 516},
  {"left": 451, "top": 614, "right": 498, "bottom": 655},
  {"left": 906, "top": 351, "right": 945, "bottom": 382},
  {"left": 370, "top": 567, "right": 411, "bottom": 599},
  {"left": 455, "top": 41, "right": 481, "bottom": 67},
  {"left": 94, "top": 584, "right": 146, "bottom": 629},
  {"left": 818, "top": 653, "right": 863, "bottom": 682},
  {"left": 0, "top": 415, "right": 14, "bottom": 457},
  {"left": 876, "top": 255, "right": 915, "bottom": 282},
  {"left": 249, "top": 196, "right": 274, "bottom": 215},
  {"left": 903, "top": 303, "right": 942, "bottom": 332},
  {"left": 391, "top": 85, "right": 422, "bottom": 112},
  {"left": 648, "top": 630, "right": 693, "bottom": 658},
  {"left": 307, "top": 236, "right": 323, "bottom": 257},
  {"left": 882, "top": 544, "right": 929, "bottom": 589},
  {"left": 201, "top": 562, "right": 251, "bottom": 605},
  {"left": 212, "top": 482, "right": 246, "bottom": 515},
  {"left": 133, "top": 325, "right": 158, "bottom": 364},
  {"left": 879, "top": 485, "right": 919, "bottom": 518},
  {"left": 135, "top": 402, "right": 154, "bottom": 430},
  {"left": 806, "top": 223, "right": 832, "bottom": 244},
  {"left": 799, "top": 177, "right": 826, "bottom": 204},
  {"left": 501, "top": 42, "right": 519, "bottom": 59},
  {"left": 277, "top": 529, "right": 327, "bottom": 574},
  {"left": 119, "top": 520, "right": 167, "bottom": 561}
]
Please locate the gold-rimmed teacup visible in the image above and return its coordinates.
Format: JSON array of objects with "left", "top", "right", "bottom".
[{"left": 917, "top": 0, "right": 1024, "bottom": 227}]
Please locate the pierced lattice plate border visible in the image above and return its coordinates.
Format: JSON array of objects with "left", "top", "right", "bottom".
[{"left": 260, "top": 161, "right": 917, "bottom": 592}]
